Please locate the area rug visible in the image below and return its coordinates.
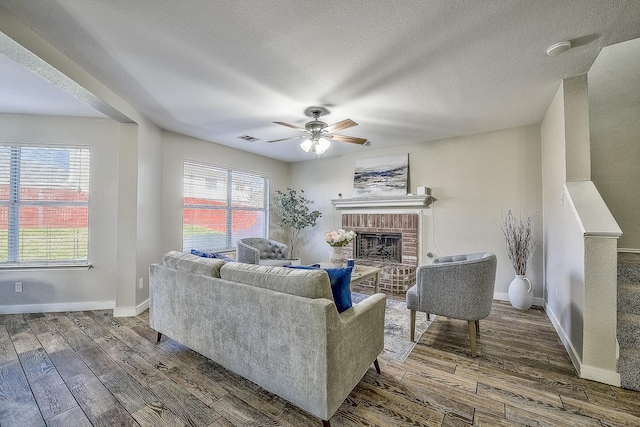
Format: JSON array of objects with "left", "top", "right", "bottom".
[{"left": 352, "top": 292, "right": 433, "bottom": 362}]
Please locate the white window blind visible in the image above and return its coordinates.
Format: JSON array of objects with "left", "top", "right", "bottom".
[
  {"left": 183, "top": 161, "right": 268, "bottom": 251},
  {"left": 0, "top": 144, "right": 90, "bottom": 266}
]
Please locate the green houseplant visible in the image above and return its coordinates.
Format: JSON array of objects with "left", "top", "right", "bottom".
[{"left": 274, "top": 188, "right": 322, "bottom": 259}]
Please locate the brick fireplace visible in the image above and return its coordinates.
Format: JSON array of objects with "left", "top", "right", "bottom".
[{"left": 342, "top": 213, "right": 418, "bottom": 293}]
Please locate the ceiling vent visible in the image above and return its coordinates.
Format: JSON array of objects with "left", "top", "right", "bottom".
[{"left": 237, "top": 135, "right": 260, "bottom": 142}]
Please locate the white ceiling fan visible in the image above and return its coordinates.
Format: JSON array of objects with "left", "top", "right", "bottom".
[{"left": 268, "top": 106, "right": 368, "bottom": 155}]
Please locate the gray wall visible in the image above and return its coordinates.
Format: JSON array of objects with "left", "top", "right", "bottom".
[{"left": 589, "top": 37, "right": 640, "bottom": 250}]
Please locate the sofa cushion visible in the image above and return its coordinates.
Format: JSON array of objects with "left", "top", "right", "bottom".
[
  {"left": 163, "top": 250, "right": 226, "bottom": 277},
  {"left": 219, "top": 262, "right": 334, "bottom": 301}
]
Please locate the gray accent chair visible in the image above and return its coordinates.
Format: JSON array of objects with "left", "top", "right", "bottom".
[
  {"left": 406, "top": 252, "right": 497, "bottom": 357},
  {"left": 236, "top": 237, "right": 291, "bottom": 266}
]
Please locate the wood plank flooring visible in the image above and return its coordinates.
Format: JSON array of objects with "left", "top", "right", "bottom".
[{"left": 1, "top": 296, "right": 639, "bottom": 426}]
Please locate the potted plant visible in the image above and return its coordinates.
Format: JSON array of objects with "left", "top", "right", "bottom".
[
  {"left": 274, "top": 188, "right": 322, "bottom": 260},
  {"left": 501, "top": 208, "right": 536, "bottom": 309}
]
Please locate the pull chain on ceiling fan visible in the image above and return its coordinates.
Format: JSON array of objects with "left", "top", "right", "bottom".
[{"left": 267, "top": 107, "right": 368, "bottom": 155}]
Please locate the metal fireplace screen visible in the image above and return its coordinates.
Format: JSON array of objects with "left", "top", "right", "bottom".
[{"left": 355, "top": 232, "right": 402, "bottom": 263}]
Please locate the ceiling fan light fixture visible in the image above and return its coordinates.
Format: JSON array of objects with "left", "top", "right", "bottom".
[
  {"left": 314, "top": 137, "right": 331, "bottom": 155},
  {"left": 300, "top": 139, "right": 313, "bottom": 152},
  {"left": 300, "top": 136, "right": 331, "bottom": 155},
  {"left": 272, "top": 106, "right": 367, "bottom": 152}
]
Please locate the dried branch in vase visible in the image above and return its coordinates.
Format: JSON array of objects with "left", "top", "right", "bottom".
[{"left": 501, "top": 208, "right": 536, "bottom": 276}]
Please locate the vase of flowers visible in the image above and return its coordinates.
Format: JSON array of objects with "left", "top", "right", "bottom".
[
  {"left": 501, "top": 208, "right": 536, "bottom": 309},
  {"left": 325, "top": 229, "right": 356, "bottom": 267}
]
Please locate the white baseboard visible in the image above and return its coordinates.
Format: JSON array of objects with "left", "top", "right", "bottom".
[
  {"left": 0, "top": 299, "right": 149, "bottom": 317},
  {"left": 0, "top": 300, "right": 114, "bottom": 314},
  {"left": 113, "top": 298, "right": 149, "bottom": 317},
  {"left": 580, "top": 364, "right": 621, "bottom": 387},
  {"left": 545, "top": 302, "right": 621, "bottom": 387},
  {"left": 545, "top": 302, "right": 581, "bottom": 372},
  {"left": 493, "top": 292, "right": 544, "bottom": 307}
]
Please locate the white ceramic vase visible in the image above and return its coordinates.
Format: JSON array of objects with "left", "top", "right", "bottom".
[
  {"left": 328, "top": 246, "right": 346, "bottom": 267},
  {"left": 508, "top": 275, "right": 533, "bottom": 310}
]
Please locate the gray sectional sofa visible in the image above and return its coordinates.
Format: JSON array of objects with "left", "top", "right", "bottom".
[{"left": 149, "top": 251, "right": 387, "bottom": 426}]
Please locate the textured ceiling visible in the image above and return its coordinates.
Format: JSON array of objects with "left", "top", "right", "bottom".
[{"left": 1, "top": 1, "right": 640, "bottom": 162}]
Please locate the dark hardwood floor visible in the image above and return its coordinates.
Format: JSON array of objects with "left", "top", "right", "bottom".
[{"left": 1, "top": 293, "right": 639, "bottom": 426}]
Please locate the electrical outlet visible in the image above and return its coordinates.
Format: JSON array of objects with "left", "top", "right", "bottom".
[
  {"left": 555, "top": 287, "right": 559, "bottom": 302},
  {"left": 138, "top": 277, "right": 144, "bottom": 289},
  {"left": 15, "top": 282, "right": 23, "bottom": 293}
]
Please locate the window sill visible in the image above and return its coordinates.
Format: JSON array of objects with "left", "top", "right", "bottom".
[{"left": 0, "top": 264, "right": 93, "bottom": 272}]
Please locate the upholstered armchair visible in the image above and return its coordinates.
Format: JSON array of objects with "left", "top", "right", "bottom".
[
  {"left": 406, "top": 252, "right": 497, "bottom": 357},
  {"left": 236, "top": 238, "right": 291, "bottom": 266}
]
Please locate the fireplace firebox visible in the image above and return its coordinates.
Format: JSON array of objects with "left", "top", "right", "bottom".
[
  {"left": 342, "top": 213, "right": 419, "bottom": 293},
  {"left": 355, "top": 233, "right": 402, "bottom": 263}
]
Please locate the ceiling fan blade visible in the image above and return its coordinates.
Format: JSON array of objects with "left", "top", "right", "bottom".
[
  {"left": 267, "top": 135, "right": 306, "bottom": 143},
  {"left": 273, "top": 121, "right": 307, "bottom": 131},
  {"left": 331, "top": 134, "right": 368, "bottom": 145},
  {"left": 325, "top": 119, "right": 358, "bottom": 133}
]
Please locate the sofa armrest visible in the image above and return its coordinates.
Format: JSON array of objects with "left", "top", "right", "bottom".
[
  {"left": 336, "top": 293, "right": 386, "bottom": 356},
  {"left": 340, "top": 293, "right": 387, "bottom": 327},
  {"left": 325, "top": 293, "right": 386, "bottom": 415}
]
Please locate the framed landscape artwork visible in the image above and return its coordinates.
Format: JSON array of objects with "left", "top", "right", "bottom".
[{"left": 353, "top": 153, "right": 409, "bottom": 197}]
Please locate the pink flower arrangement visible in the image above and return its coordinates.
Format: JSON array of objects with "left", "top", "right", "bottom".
[{"left": 325, "top": 229, "right": 357, "bottom": 247}]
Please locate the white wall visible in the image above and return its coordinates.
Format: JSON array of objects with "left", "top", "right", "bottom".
[
  {"left": 1, "top": 9, "right": 167, "bottom": 316},
  {"left": 0, "top": 114, "right": 120, "bottom": 312},
  {"left": 290, "top": 125, "right": 543, "bottom": 299},
  {"left": 161, "top": 131, "right": 290, "bottom": 253},
  {"left": 114, "top": 123, "right": 139, "bottom": 314},
  {"left": 542, "top": 77, "right": 621, "bottom": 386},
  {"left": 542, "top": 81, "right": 576, "bottom": 324},
  {"left": 135, "top": 119, "right": 164, "bottom": 307}
]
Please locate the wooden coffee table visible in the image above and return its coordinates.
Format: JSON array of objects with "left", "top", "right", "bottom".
[{"left": 319, "top": 263, "right": 381, "bottom": 293}]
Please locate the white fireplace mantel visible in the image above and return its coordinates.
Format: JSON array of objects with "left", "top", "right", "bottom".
[{"left": 331, "top": 194, "right": 432, "bottom": 209}]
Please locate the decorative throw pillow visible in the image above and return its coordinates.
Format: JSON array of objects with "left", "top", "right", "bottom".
[
  {"left": 284, "top": 265, "right": 353, "bottom": 313},
  {"left": 324, "top": 266, "right": 353, "bottom": 313},
  {"left": 191, "top": 249, "right": 234, "bottom": 262},
  {"left": 284, "top": 264, "right": 321, "bottom": 269}
]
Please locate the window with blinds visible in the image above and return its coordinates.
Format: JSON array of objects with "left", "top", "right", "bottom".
[
  {"left": 183, "top": 161, "right": 269, "bottom": 251},
  {"left": 0, "top": 144, "right": 90, "bottom": 266}
]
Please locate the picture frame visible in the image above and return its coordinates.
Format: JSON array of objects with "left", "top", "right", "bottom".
[{"left": 353, "top": 153, "right": 409, "bottom": 197}]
